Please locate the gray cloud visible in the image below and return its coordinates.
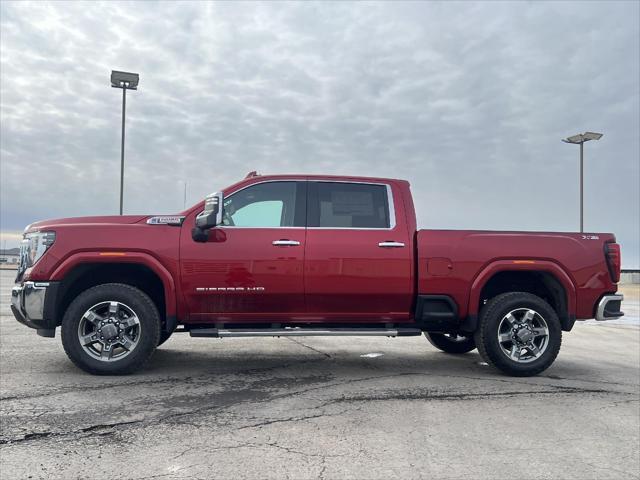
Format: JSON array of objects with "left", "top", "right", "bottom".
[{"left": 1, "top": 1, "right": 638, "bottom": 266}]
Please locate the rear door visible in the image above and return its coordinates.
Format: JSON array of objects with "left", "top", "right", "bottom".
[
  {"left": 304, "top": 181, "right": 413, "bottom": 322},
  {"left": 180, "top": 180, "right": 307, "bottom": 322}
]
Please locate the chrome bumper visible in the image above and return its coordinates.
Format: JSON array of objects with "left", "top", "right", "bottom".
[
  {"left": 12, "top": 282, "right": 50, "bottom": 321},
  {"left": 11, "top": 282, "right": 57, "bottom": 336},
  {"left": 595, "top": 294, "right": 624, "bottom": 321}
]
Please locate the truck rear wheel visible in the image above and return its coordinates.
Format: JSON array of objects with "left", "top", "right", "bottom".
[
  {"left": 61, "top": 283, "right": 160, "bottom": 375},
  {"left": 474, "top": 292, "right": 562, "bottom": 377},
  {"left": 425, "top": 333, "right": 476, "bottom": 354}
]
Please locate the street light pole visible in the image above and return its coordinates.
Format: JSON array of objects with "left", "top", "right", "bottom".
[
  {"left": 183, "top": 181, "right": 187, "bottom": 209},
  {"left": 579, "top": 140, "right": 584, "bottom": 233},
  {"left": 562, "top": 132, "right": 603, "bottom": 233},
  {"left": 110, "top": 70, "right": 139, "bottom": 215},
  {"left": 120, "top": 87, "right": 126, "bottom": 216}
]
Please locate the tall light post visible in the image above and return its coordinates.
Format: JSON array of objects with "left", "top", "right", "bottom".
[
  {"left": 183, "top": 181, "right": 188, "bottom": 209},
  {"left": 562, "top": 131, "right": 603, "bottom": 233},
  {"left": 110, "top": 71, "right": 139, "bottom": 215}
]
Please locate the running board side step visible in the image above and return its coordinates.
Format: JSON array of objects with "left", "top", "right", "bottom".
[{"left": 189, "top": 328, "right": 422, "bottom": 338}]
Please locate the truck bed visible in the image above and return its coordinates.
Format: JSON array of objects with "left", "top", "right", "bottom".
[{"left": 417, "top": 229, "right": 618, "bottom": 321}]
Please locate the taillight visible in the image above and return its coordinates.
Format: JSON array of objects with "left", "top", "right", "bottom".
[{"left": 605, "top": 242, "right": 621, "bottom": 283}]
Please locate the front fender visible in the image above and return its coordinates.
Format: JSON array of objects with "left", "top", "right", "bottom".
[{"left": 49, "top": 251, "right": 177, "bottom": 317}]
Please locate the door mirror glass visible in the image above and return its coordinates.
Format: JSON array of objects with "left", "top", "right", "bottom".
[{"left": 195, "top": 191, "right": 223, "bottom": 229}]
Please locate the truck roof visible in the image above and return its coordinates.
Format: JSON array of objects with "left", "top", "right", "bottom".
[{"left": 238, "top": 172, "right": 409, "bottom": 185}]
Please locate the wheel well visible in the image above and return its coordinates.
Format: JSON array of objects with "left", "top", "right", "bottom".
[
  {"left": 479, "top": 270, "right": 571, "bottom": 329},
  {"left": 57, "top": 263, "right": 166, "bottom": 327}
]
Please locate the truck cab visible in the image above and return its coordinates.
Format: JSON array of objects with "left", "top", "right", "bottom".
[{"left": 183, "top": 174, "right": 415, "bottom": 324}]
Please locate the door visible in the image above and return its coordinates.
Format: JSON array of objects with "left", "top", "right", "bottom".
[
  {"left": 180, "top": 181, "right": 307, "bottom": 323},
  {"left": 304, "top": 181, "right": 413, "bottom": 322}
]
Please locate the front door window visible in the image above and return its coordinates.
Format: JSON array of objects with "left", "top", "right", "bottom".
[{"left": 222, "top": 182, "right": 298, "bottom": 227}]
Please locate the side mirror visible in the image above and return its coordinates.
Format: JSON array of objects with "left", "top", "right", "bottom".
[
  {"left": 193, "top": 191, "right": 223, "bottom": 242},
  {"left": 196, "top": 192, "right": 223, "bottom": 229}
]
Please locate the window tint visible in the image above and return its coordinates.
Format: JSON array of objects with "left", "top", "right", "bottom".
[
  {"left": 222, "top": 182, "right": 298, "bottom": 227},
  {"left": 310, "top": 182, "right": 390, "bottom": 228}
]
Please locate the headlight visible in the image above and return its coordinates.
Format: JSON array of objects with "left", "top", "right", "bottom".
[{"left": 21, "top": 231, "right": 56, "bottom": 269}]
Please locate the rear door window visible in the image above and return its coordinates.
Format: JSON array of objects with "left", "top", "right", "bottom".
[{"left": 308, "top": 182, "right": 391, "bottom": 228}]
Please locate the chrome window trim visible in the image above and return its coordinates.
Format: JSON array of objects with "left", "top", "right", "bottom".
[
  {"left": 218, "top": 226, "right": 306, "bottom": 230},
  {"left": 201, "top": 179, "right": 398, "bottom": 230}
]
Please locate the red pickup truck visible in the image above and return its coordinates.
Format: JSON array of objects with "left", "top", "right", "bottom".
[{"left": 11, "top": 173, "right": 624, "bottom": 377}]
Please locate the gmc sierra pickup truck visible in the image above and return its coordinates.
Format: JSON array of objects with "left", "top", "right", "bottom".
[{"left": 11, "top": 173, "right": 624, "bottom": 376}]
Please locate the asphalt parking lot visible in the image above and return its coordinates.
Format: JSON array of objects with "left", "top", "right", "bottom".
[{"left": 0, "top": 270, "right": 638, "bottom": 480}]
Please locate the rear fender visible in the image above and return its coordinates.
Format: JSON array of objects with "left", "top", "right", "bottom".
[{"left": 468, "top": 260, "right": 576, "bottom": 318}]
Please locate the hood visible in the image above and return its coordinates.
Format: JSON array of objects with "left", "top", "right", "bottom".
[{"left": 26, "top": 215, "right": 148, "bottom": 232}]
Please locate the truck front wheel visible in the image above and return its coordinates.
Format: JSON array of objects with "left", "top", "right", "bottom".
[
  {"left": 425, "top": 333, "right": 476, "bottom": 354},
  {"left": 61, "top": 283, "right": 161, "bottom": 375},
  {"left": 474, "top": 292, "right": 562, "bottom": 377}
]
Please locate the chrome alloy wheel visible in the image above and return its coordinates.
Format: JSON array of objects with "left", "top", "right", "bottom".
[
  {"left": 77, "top": 301, "right": 141, "bottom": 362},
  {"left": 497, "top": 308, "right": 549, "bottom": 363}
]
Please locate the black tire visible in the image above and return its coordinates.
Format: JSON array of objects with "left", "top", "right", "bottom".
[
  {"left": 425, "top": 332, "right": 476, "bottom": 354},
  {"left": 61, "top": 283, "right": 160, "bottom": 375},
  {"left": 474, "top": 292, "right": 562, "bottom": 377}
]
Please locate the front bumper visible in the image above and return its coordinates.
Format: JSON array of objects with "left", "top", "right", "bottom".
[
  {"left": 11, "top": 281, "right": 61, "bottom": 337},
  {"left": 595, "top": 294, "right": 624, "bottom": 321}
]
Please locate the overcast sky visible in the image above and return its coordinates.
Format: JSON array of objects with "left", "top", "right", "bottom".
[{"left": 1, "top": 1, "right": 638, "bottom": 266}]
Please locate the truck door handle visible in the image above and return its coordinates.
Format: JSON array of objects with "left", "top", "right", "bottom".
[
  {"left": 378, "top": 241, "right": 405, "bottom": 248},
  {"left": 272, "top": 240, "right": 301, "bottom": 246}
]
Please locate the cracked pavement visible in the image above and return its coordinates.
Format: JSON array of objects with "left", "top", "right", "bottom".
[{"left": 1, "top": 273, "right": 639, "bottom": 479}]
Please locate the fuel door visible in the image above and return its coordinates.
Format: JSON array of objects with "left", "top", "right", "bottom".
[{"left": 427, "top": 257, "right": 453, "bottom": 276}]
